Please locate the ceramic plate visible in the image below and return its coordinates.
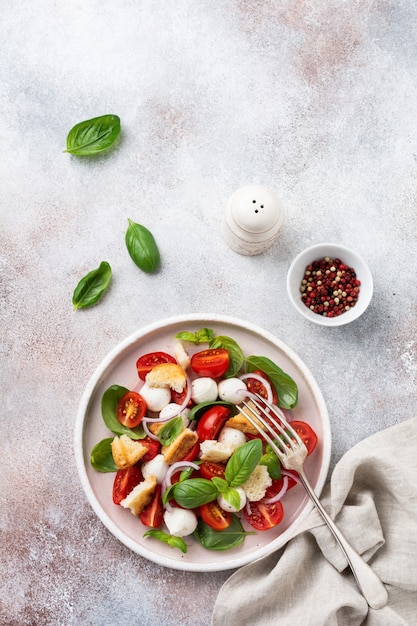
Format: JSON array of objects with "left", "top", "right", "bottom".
[{"left": 75, "top": 314, "right": 331, "bottom": 572}]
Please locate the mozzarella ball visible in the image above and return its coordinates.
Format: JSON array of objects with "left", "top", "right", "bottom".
[
  {"left": 218, "top": 427, "right": 247, "bottom": 449},
  {"left": 164, "top": 507, "right": 198, "bottom": 537},
  {"left": 217, "top": 487, "right": 247, "bottom": 512},
  {"left": 159, "top": 403, "right": 190, "bottom": 427},
  {"left": 139, "top": 383, "right": 171, "bottom": 412},
  {"left": 191, "top": 377, "right": 218, "bottom": 404},
  {"left": 141, "top": 454, "right": 168, "bottom": 484},
  {"left": 218, "top": 378, "right": 247, "bottom": 404}
]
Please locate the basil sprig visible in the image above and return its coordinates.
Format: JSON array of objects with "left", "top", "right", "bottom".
[
  {"left": 158, "top": 417, "right": 183, "bottom": 446},
  {"left": 101, "top": 384, "right": 144, "bottom": 440},
  {"left": 64, "top": 114, "right": 121, "bottom": 155},
  {"left": 245, "top": 355, "right": 298, "bottom": 409},
  {"left": 90, "top": 438, "right": 118, "bottom": 472},
  {"left": 194, "top": 514, "right": 254, "bottom": 551},
  {"left": 143, "top": 529, "right": 187, "bottom": 553},
  {"left": 175, "top": 328, "right": 214, "bottom": 344},
  {"left": 125, "top": 219, "right": 161, "bottom": 273},
  {"left": 72, "top": 261, "right": 112, "bottom": 310}
]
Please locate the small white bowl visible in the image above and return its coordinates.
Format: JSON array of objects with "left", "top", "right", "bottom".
[{"left": 286, "top": 243, "right": 373, "bottom": 327}]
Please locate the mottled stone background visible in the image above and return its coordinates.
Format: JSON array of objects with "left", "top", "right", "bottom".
[{"left": 1, "top": 1, "right": 416, "bottom": 624}]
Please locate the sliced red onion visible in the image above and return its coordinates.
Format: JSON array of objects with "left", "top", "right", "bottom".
[
  {"left": 163, "top": 460, "right": 200, "bottom": 490},
  {"left": 238, "top": 373, "right": 274, "bottom": 404},
  {"left": 141, "top": 420, "right": 160, "bottom": 441},
  {"left": 281, "top": 469, "right": 301, "bottom": 485},
  {"left": 264, "top": 475, "right": 289, "bottom": 504},
  {"left": 245, "top": 500, "right": 252, "bottom": 516}
]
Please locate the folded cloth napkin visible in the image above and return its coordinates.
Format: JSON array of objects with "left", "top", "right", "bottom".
[{"left": 212, "top": 417, "right": 417, "bottom": 626}]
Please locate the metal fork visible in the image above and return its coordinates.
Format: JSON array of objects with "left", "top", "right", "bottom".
[{"left": 240, "top": 394, "right": 388, "bottom": 610}]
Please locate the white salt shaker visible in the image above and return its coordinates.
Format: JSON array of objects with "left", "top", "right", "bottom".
[{"left": 222, "top": 184, "right": 285, "bottom": 255}]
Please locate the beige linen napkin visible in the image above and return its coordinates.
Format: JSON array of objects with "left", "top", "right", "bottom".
[{"left": 212, "top": 417, "right": 417, "bottom": 626}]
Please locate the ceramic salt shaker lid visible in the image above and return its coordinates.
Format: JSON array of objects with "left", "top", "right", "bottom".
[{"left": 222, "top": 184, "right": 285, "bottom": 255}]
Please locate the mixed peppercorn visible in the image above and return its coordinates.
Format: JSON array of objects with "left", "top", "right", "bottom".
[{"left": 300, "top": 257, "right": 361, "bottom": 318}]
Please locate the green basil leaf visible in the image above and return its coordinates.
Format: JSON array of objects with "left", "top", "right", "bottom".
[
  {"left": 90, "top": 438, "right": 118, "bottom": 472},
  {"left": 101, "top": 384, "right": 143, "bottom": 439},
  {"left": 209, "top": 335, "right": 244, "bottom": 377},
  {"left": 222, "top": 487, "right": 242, "bottom": 511},
  {"left": 64, "top": 114, "right": 121, "bottom": 155},
  {"left": 194, "top": 514, "right": 254, "bottom": 551},
  {"left": 245, "top": 355, "right": 298, "bottom": 409},
  {"left": 143, "top": 529, "right": 187, "bottom": 553},
  {"left": 172, "top": 478, "right": 219, "bottom": 508},
  {"left": 175, "top": 328, "right": 214, "bottom": 344},
  {"left": 211, "top": 477, "right": 229, "bottom": 493},
  {"left": 225, "top": 439, "right": 262, "bottom": 487},
  {"left": 260, "top": 447, "right": 282, "bottom": 480},
  {"left": 189, "top": 400, "right": 235, "bottom": 422},
  {"left": 72, "top": 261, "right": 112, "bottom": 310},
  {"left": 125, "top": 218, "right": 161, "bottom": 273},
  {"left": 158, "top": 417, "right": 183, "bottom": 446}
]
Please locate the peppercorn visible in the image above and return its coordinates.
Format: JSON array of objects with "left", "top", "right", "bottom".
[{"left": 299, "top": 257, "right": 360, "bottom": 317}]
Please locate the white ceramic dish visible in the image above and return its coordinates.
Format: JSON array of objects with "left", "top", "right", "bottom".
[
  {"left": 286, "top": 243, "right": 373, "bottom": 327},
  {"left": 75, "top": 314, "right": 331, "bottom": 572}
]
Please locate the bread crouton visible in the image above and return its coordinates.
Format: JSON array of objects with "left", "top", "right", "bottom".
[
  {"left": 161, "top": 428, "right": 199, "bottom": 464},
  {"left": 111, "top": 434, "right": 148, "bottom": 470},
  {"left": 120, "top": 475, "right": 157, "bottom": 515},
  {"left": 173, "top": 340, "right": 191, "bottom": 370},
  {"left": 199, "top": 440, "right": 235, "bottom": 463},
  {"left": 145, "top": 363, "right": 187, "bottom": 393},
  {"left": 241, "top": 465, "right": 272, "bottom": 501}
]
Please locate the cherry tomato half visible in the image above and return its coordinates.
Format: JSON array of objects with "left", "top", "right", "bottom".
[
  {"left": 265, "top": 471, "right": 299, "bottom": 499},
  {"left": 117, "top": 391, "right": 146, "bottom": 428},
  {"left": 196, "top": 406, "right": 231, "bottom": 442},
  {"left": 136, "top": 351, "right": 176, "bottom": 381},
  {"left": 244, "top": 499, "right": 284, "bottom": 531},
  {"left": 290, "top": 420, "right": 318, "bottom": 455},
  {"left": 190, "top": 349, "right": 229, "bottom": 378},
  {"left": 140, "top": 484, "right": 164, "bottom": 528},
  {"left": 199, "top": 501, "right": 232, "bottom": 531},
  {"left": 179, "top": 440, "right": 200, "bottom": 463},
  {"left": 246, "top": 370, "right": 278, "bottom": 404},
  {"left": 140, "top": 437, "right": 161, "bottom": 463},
  {"left": 170, "top": 385, "right": 194, "bottom": 408},
  {"left": 199, "top": 460, "right": 227, "bottom": 480},
  {"left": 112, "top": 466, "right": 143, "bottom": 504}
]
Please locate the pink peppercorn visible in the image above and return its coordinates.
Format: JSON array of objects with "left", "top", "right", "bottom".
[{"left": 300, "top": 257, "right": 361, "bottom": 317}]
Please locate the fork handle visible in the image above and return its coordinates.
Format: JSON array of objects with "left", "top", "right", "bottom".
[{"left": 298, "top": 470, "right": 388, "bottom": 610}]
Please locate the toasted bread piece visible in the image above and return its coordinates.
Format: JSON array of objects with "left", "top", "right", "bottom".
[
  {"left": 145, "top": 363, "right": 187, "bottom": 393},
  {"left": 225, "top": 414, "right": 264, "bottom": 436},
  {"left": 161, "top": 428, "right": 199, "bottom": 464},
  {"left": 111, "top": 434, "right": 148, "bottom": 470},
  {"left": 120, "top": 475, "right": 158, "bottom": 515},
  {"left": 173, "top": 340, "right": 191, "bottom": 370},
  {"left": 241, "top": 465, "right": 272, "bottom": 501},
  {"left": 199, "top": 440, "right": 235, "bottom": 463},
  {"left": 148, "top": 422, "right": 165, "bottom": 435}
]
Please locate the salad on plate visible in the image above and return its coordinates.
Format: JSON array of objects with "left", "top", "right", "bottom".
[{"left": 90, "top": 327, "right": 318, "bottom": 554}]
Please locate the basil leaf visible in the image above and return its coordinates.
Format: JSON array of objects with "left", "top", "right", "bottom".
[
  {"left": 245, "top": 355, "right": 298, "bottom": 409},
  {"left": 158, "top": 417, "right": 183, "bottom": 446},
  {"left": 260, "top": 446, "right": 282, "bottom": 480},
  {"left": 172, "top": 478, "right": 219, "bottom": 508},
  {"left": 72, "top": 261, "right": 112, "bottom": 310},
  {"left": 194, "top": 514, "right": 254, "bottom": 551},
  {"left": 175, "top": 328, "right": 214, "bottom": 344},
  {"left": 64, "top": 114, "right": 120, "bottom": 155},
  {"left": 125, "top": 219, "right": 161, "bottom": 273},
  {"left": 222, "top": 487, "right": 242, "bottom": 511},
  {"left": 101, "top": 384, "right": 143, "bottom": 439},
  {"left": 211, "top": 477, "right": 229, "bottom": 493},
  {"left": 143, "top": 530, "right": 187, "bottom": 553},
  {"left": 90, "top": 438, "right": 118, "bottom": 472},
  {"left": 189, "top": 400, "right": 235, "bottom": 422},
  {"left": 225, "top": 439, "right": 262, "bottom": 487},
  {"left": 209, "top": 335, "right": 244, "bottom": 377}
]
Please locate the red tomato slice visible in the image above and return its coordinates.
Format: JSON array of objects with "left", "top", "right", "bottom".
[
  {"left": 265, "top": 471, "right": 299, "bottom": 498},
  {"left": 136, "top": 351, "right": 176, "bottom": 381},
  {"left": 170, "top": 386, "right": 194, "bottom": 408},
  {"left": 140, "top": 437, "right": 161, "bottom": 462},
  {"left": 289, "top": 420, "right": 318, "bottom": 455},
  {"left": 244, "top": 500, "right": 284, "bottom": 530},
  {"left": 140, "top": 484, "right": 163, "bottom": 528},
  {"left": 112, "top": 466, "right": 143, "bottom": 505},
  {"left": 196, "top": 406, "right": 231, "bottom": 442},
  {"left": 116, "top": 391, "right": 146, "bottom": 428},
  {"left": 246, "top": 370, "right": 278, "bottom": 404},
  {"left": 199, "top": 461, "right": 226, "bottom": 480},
  {"left": 179, "top": 440, "right": 200, "bottom": 462},
  {"left": 199, "top": 501, "right": 232, "bottom": 530},
  {"left": 190, "top": 348, "right": 229, "bottom": 378}
]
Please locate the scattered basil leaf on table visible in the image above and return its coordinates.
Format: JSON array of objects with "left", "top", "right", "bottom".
[
  {"left": 125, "top": 218, "right": 161, "bottom": 273},
  {"left": 90, "top": 438, "right": 118, "bottom": 472},
  {"left": 101, "top": 384, "right": 144, "bottom": 440},
  {"left": 194, "top": 514, "right": 254, "bottom": 551},
  {"left": 64, "top": 114, "right": 121, "bottom": 155},
  {"left": 72, "top": 261, "right": 112, "bottom": 310},
  {"left": 245, "top": 355, "right": 299, "bottom": 409}
]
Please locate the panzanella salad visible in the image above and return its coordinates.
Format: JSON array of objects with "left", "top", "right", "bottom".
[{"left": 90, "top": 328, "right": 318, "bottom": 553}]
